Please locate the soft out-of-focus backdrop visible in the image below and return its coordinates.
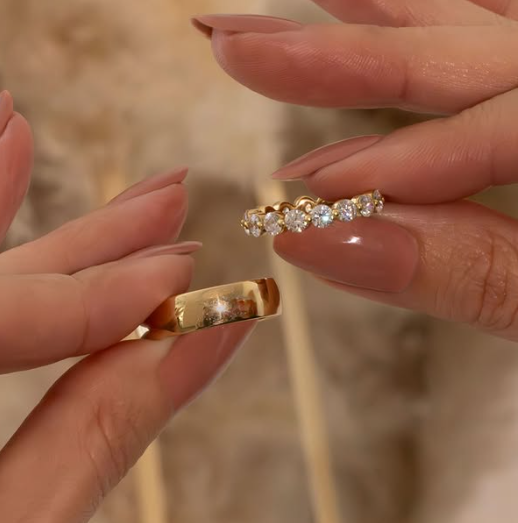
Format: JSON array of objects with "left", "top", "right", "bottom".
[{"left": 1, "top": 1, "right": 518, "bottom": 522}]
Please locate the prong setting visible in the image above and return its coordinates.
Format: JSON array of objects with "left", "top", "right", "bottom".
[{"left": 241, "top": 191, "right": 385, "bottom": 237}]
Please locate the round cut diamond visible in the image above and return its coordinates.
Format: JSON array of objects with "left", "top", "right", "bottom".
[
  {"left": 310, "top": 204, "right": 334, "bottom": 228},
  {"left": 358, "top": 195, "right": 375, "bottom": 217},
  {"left": 285, "top": 209, "right": 309, "bottom": 233},
  {"left": 248, "top": 213, "right": 263, "bottom": 237},
  {"left": 373, "top": 190, "right": 384, "bottom": 213},
  {"left": 333, "top": 199, "right": 357, "bottom": 222},
  {"left": 264, "top": 212, "right": 284, "bottom": 236}
]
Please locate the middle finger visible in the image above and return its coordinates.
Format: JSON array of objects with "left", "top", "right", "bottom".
[{"left": 0, "top": 169, "right": 188, "bottom": 275}]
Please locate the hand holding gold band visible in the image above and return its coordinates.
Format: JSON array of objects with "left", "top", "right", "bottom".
[
  {"left": 242, "top": 190, "right": 385, "bottom": 237},
  {"left": 142, "top": 278, "right": 281, "bottom": 339}
]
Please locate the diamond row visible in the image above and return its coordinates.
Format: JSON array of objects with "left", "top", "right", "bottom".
[{"left": 242, "top": 191, "right": 384, "bottom": 237}]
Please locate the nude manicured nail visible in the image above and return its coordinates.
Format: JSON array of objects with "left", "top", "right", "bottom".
[
  {"left": 127, "top": 241, "right": 203, "bottom": 259},
  {"left": 0, "top": 90, "right": 14, "bottom": 135},
  {"left": 109, "top": 167, "right": 188, "bottom": 205},
  {"left": 272, "top": 135, "right": 383, "bottom": 180},
  {"left": 191, "top": 14, "right": 302, "bottom": 39},
  {"left": 275, "top": 217, "right": 418, "bottom": 292}
]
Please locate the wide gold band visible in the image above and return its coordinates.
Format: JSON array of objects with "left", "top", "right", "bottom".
[{"left": 142, "top": 278, "right": 281, "bottom": 338}]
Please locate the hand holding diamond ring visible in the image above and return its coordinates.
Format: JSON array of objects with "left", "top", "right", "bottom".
[{"left": 195, "top": 3, "right": 518, "bottom": 342}]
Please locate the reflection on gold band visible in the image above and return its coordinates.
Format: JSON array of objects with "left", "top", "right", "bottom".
[{"left": 142, "top": 278, "right": 281, "bottom": 339}]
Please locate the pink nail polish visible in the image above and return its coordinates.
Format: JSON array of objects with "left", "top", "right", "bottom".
[
  {"left": 127, "top": 241, "right": 203, "bottom": 259},
  {"left": 109, "top": 167, "right": 188, "bottom": 205},
  {"left": 274, "top": 217, "right": 418, "bottom": 292},
  {"left": 0, "top": 90, "right": 14, "bottom": 135},
  {"left": 191, "top": 14, "right": 301, "bottom": 39},
  {"left": 272, "top": 135, "right": 383, "bottom": 180}
]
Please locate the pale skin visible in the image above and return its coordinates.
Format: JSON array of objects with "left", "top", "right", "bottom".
[{"left": 3, "top": 0, "right": 518, "bottom": 520}]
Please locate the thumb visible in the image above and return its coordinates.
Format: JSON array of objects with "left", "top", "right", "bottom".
[{"left": 0, "top": 322, "right": 254, "bottom": 523}]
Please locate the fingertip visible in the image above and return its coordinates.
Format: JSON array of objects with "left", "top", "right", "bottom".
[
  {"left": 109, "top": 166, "right": 189, "bottom": 206},
  {"left": 191, "top": 17, "right": 214, "bottom": 39},
  {"left": 0, "top": 90, "right": 14, "bottom": 134},
  {"left": 0, "top": 113, "right": 34, "bottom": 238}
]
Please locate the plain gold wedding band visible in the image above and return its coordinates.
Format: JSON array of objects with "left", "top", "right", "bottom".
[{"left": 141, "top": 278, "right": 281, "bottom": 338}]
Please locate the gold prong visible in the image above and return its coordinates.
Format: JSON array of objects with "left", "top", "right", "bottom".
[{"left": 243, "top": 191, "right": 384, "bottom": 237}]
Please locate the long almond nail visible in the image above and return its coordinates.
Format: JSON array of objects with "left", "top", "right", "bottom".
[
  {"left": 127, "top": 241, "right": 203, "bottom": 259},
  {"left": 109, "top": 167, "right": 188, "bottom": 206},
  {"left": 274, "top": 217, "right": 418, "bottom": 292},
  {"left": 191, "top": 14, "right": 302, "bottom": 39},
  {"left": 0, "top": 91, "right": 14, "bottom": 135},
  {"left": 272, "top": 135, "right": 383, "bottom": 180}
]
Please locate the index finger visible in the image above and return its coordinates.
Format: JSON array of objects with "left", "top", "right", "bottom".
[
  {"left": 0, "top": 253, "right": 192, "bottom": 373},
  {"left": 281, "top": 89, "right": 518, "bottom": 203}
]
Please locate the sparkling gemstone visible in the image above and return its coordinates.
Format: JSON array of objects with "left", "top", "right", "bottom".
[
  {"left": 373, "top": 190, "right": 384, "bottom": 213},
  {"left": 358, "top": 195, "right": 375, "bottom": 217},
  {"left": 310, "top": 204, "right": 334, "bottom": 228},
  {"left": 248, "top": 213, "right": 263, "bottom": 237},
  {"left": 264, "top": 212, "right": 284, "bottom": 236},
  {"left": 243, "top": 212, "right": 252, "bottom": 235},
  {"left": 285, "top": 209, "right": 309, "bottom": 233},
  {"left": 333, "top": 199, "right": 357, "bottom": 222}
]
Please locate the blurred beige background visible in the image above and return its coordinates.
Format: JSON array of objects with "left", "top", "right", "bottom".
[{"left": 1, "top": 1, "right": 518, "bottom": 523}]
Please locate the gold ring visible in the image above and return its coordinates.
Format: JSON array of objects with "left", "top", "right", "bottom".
[
  {"left": 242, "top": 190, "right": 385, "bottom": 237},
  {"left": 141, "top": 278, "right": 281, "bottom": 338}
]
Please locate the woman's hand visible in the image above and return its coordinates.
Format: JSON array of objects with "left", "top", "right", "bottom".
[
  {"left": 194, "top": 0, "right": 518, "bottom": 341},
  {"left": 0, "top": 91, "right": 254, "bottom": 522}
]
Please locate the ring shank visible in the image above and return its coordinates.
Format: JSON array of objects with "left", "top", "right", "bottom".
[{"left": 142, "top": 278, "right": 281, "bottom": 337}]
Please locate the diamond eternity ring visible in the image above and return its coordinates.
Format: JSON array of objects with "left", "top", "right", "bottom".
[{"left": 242, "top": 190, "right": 385, "bottom": 238}]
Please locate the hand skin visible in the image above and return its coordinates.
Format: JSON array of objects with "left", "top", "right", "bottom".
[
  {"left": 0, "top": 91, "right": 255, "bottom": 522},
  {"left": 193, "top": 1, "right": 518, "bottom": 342}
]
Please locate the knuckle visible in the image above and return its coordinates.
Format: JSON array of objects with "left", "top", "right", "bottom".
[
  {"left": 69, "top": 273, "right": 90, "bottom": 356},
  {"left": 79, "top": 393, "right": 143, "bottom": 498},
  {"left": 443, "top": 230, "right": 518, "bottom": 333},
  {"left": 474, "top": 233, "right": 518, "bottom": 332}
]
